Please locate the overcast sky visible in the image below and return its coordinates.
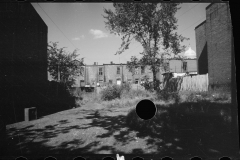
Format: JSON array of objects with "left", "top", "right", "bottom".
[{"left": 32, "top": 3, "right": 210, "bottom": 65}]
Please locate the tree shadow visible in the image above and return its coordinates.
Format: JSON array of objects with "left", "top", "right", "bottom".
[
  {"left": 4, "top": 101, "right": 239, "bottom": 158},
  {"left": 125, "top": 101, "right": 237, "bottom": 157}
]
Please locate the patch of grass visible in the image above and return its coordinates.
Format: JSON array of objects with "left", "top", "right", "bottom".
[
  {"left": 179, "top": 87, "right": 231, "bottom": 103},
  {"left": 121, "top": 89, "right": 152, "bottom": 100},
  {"left": 125, "top": 101, "right": 232, "bottom": 138}
]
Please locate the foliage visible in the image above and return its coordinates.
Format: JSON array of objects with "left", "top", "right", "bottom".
[
  {"left": 100, "top": 84, "right": 122, "bottom": 101},
  {"left": 47, "top": 42, "right": 84, "bottom": 88},
  {"left": 120, "top": 82, "right": 132, "bottom": 92},
  {"left": 103, "top": 3, "right": 189, "bottom": 90},
  {"left": 157, "top": 89, "right": 180, "bottom": 103},
  {"left": 140, "top": 75, "right": 154, "bottom": 92}
]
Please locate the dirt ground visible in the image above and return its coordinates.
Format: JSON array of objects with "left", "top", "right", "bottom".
[{"left": 5, "top": 101, "right": 237, "bottom": 157}]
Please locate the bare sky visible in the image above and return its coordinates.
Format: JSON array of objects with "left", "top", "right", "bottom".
[{"left": 32, "top": 3, "right": 210, "bottom": 65}]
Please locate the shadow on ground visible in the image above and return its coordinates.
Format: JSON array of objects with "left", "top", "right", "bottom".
[{"left": 4, "top": 101, "right": 239, "bottom": 158}]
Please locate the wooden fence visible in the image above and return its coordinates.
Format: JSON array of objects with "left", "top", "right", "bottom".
[
  {"left": 179, "top": 74, "right": 209, "bottom": 92},
  {"left": 163, "top": 73, "right": 209, "bottom": 92}
]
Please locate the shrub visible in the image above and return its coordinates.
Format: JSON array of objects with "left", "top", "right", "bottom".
[
  {"left": 156, "top": 89, "right": 180, "bottom": 103},
  {"left": 141, "top": 81, "right": 154, "bottom": 92},
  {"left": 69, "top": 87, "right": 83, "bottom": 98},
  {"left": 120, "top": 82, "right": 132, "bottom": 92},
  {"left": 100, "top": 84, "right": 122, "bottom": 101}
]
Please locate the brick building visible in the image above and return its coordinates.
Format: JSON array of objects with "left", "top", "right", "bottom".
[
  {"left": 195, "top": 3, "right": 232, "bottom": 87},
  {"left": 1, "top": 3, "right": 48, "bottom": 86},
  {"left": 73, "top": 62, "right": 156, "bottom": 87},
  {"left": 72, "top": 58, "right": 197, "bottom": 88},
  {"left": 0, "top": 3, "right": 48, "bottom": 123}
]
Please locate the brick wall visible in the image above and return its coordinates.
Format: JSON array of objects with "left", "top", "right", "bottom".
[
  {"left": 0, "top": 3, "right": 48, "bottom": 123},
  {"left": 206, "top": 3, "right": 231, "bottom": 86},
  {"left": 195, "top": 3, "right": 232, "bottom": 86},
  {"left": 0, "top": 3, "right": 48, "bottom": 87},
  {"left": 195, "top": 21, "right": 208, "bottom": 74}
]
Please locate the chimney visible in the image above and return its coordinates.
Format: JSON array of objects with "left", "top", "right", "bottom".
[
  {"left": 94, "top": 62, "right": 96, "bottom": 65},
  {"left": 110, "top": 61, "right": 113, "bottom": 64},
  {"left": 127, "top": 61, "right": 129, "bottom": 64}
]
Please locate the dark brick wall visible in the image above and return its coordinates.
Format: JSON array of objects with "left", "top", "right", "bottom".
[
  {"left": 195, "top": 21, "right": 208, "bottom": 74},
  {"left": 195, "top": 3, "right": 232, "bottom": 85},
  {"left": 206, "top": 3, "right": 232, "bottom": 86},
  {"left": 0, "top": 3, "right": 48, "bottom": 87},
  {"left": 0, "top": 3, "right": 48, "bottom": 123}
]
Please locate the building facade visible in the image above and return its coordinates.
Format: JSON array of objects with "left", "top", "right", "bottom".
[
  {"left": 72, "top": 59, "right": 197, "bottom": 87},
  {"left": 195, "top": 3, "right": 232, "bottom": 86}
]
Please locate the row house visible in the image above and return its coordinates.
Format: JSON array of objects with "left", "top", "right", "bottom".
[{"left": 73, "top": 58, "right": 197, "bottom": 88}]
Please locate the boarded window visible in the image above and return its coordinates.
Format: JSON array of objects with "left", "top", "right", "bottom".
[
  {"left": 117, "top": 67, "right": 120, "bottom": 74},
  {"left": 99, "top": 67, "right": 103, "bottom": 75}
]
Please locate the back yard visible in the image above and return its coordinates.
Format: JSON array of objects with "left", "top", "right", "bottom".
[{"left": 5, "top": 84, "right": 237, "bottom": 158}]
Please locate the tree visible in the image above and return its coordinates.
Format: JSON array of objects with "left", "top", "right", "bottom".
[
  {"left": 47, "top": 42, "right": 84, "bottom": 88},
  {"left": 103, "top": 3, "right": 189, "bottom": 90}
]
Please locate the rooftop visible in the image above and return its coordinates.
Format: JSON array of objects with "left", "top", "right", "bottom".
[{"left": 195, "top": 20, "right": 206, "bottom": 30}]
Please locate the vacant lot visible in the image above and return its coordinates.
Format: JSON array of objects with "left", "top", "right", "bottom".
[
  {"left": 6, "top": 102, "right": 234, "bottom": 157},
  {"left": 5, "top": 86, "right": 237, "bottom": 158}
]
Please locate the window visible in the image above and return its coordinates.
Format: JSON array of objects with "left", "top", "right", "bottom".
[
  {"left": 183, "top": 62, "right": 187, "bottom": 72},
  {"left": 135, "top": 79, "right": 139, "bottom": 84},
  {"left": 135, "top": 67, "right": 139, "bottom": 75},
  {"left": 81, "top": 67, "right": 85, "bottom": 75},
  {"left": 99, "top": 80, "right": 103, "bottom": 85},
  {"left": 117, "top": 67, "right": 120, "bottom": 74},
  {"left": 141, "top": 66, "right": 145, "bottom": 74},
  {"left": 99, "top": 67, "right": 103, "bottom": 75},
  {"left": 109, "top": 80, "right": 112, "bottom": 84},
  {"left": 116, "top": 78, "right": 121, "bottom": 85},
  {"left": 80, "top": 80, "right": 85, "bottom": 87}
]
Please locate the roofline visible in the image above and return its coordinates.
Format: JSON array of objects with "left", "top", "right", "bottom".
[
  {"left": 83, "top": 58, "right": 197, "bottom": 66},
  {"left": 84, "top": 65, "right": 104, "bottom": 66},
  {"left": 195, "top": 20, "right": 206, "bottom": 30},
  {"left": 206, "top": 3, "right": 215, "bottom": 10},
  {"left": 103, "top": 63, "right": 127, "bottom": 65}
]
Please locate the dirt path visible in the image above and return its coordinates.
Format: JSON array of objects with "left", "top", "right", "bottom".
[{"left": 6, "top": 102, "right": 234, "bottom": 156}]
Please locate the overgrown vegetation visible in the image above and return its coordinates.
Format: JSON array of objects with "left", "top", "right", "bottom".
[
  {"left": 100, "top": 84, "right": 123, "bottom": 101},
  {"left": 48, "top": 42, "right": 84, "bottom": 88},
  {"left": 103, "top": 3, "right": 189, "bottom": 90},
  {"left": 126, "top": 101, "right": 232, "bottom": 139}
]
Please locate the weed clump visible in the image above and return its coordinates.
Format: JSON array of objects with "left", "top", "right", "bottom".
[{"left": 100, "top": 84, "right": 122, "bottom": 101}]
